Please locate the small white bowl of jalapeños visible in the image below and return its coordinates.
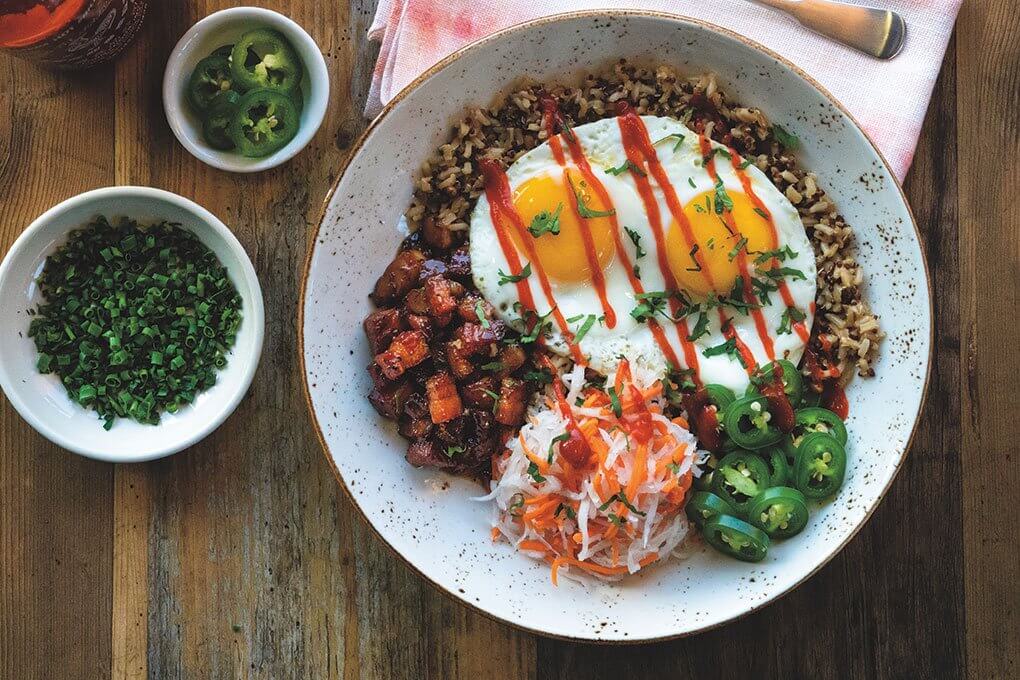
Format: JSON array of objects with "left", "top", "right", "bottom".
[
  {"left": 163, "top": 7, "right": 330, "bottom": 173},
  {"left": 0, "top": 187, "right": 265, "bottom": 462}
]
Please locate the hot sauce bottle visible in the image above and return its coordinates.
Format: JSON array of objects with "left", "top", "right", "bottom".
[{"left": 0, "top": 0, "right": 147, "bottom": 69}]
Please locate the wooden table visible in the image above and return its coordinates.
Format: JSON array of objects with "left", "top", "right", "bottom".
[{"left": 1, "top": 2, "right": 1016, "bottom": 678}]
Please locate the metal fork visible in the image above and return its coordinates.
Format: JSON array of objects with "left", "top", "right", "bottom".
[{"left": 748, "top": 0, "right": 906, "bottom": 59}]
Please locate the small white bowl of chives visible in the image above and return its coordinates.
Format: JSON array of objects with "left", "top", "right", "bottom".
[{"left": 0, "top": 187, "right": 264, "bottom": 462}]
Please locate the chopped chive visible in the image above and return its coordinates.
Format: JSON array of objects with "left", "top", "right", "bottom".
[{"left": 27, "top": 216, "right": 241, "bottom": 428}]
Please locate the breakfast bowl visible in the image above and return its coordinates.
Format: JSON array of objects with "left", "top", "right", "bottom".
[
  {"left": 0, "top": 187, "right": 265, "bottom": 463},
  {"left": 300, "top": 11, "right": 931, "bottom": 641},
  {"left": 163, "top": 6, "right": 329, "bottom": 173}
]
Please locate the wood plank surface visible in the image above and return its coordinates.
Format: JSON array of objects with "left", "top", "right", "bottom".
[
  {"left": 956, "top": 2, "right": 1020, "bottom": 678},
  {"left": 0, "top": 57, "right": 116, "bottom": 680},
  {"left": 0, "top": 1, "right": 1016, "bottom": 679}
]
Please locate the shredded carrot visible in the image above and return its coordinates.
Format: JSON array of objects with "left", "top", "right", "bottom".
[
  {"left": 518, "top": 540, "right": 550, "bottom": 554},
  {"left": 642, "top": 382, "right": 664, "bottom": 400},
  {"left": 518, "top": 433, "right": 548, "bottom": 472},
  {"left": 551, "top": 553, "right": 660, "bottom": 579}
]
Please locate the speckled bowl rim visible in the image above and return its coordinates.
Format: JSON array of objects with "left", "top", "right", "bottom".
[{"left": 298, "top": 9, "right": 933, "bottom": 643}]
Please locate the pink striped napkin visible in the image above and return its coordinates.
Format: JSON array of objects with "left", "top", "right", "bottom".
[{"left": 367, "top": 0, "right": 961, "bottom": 179}]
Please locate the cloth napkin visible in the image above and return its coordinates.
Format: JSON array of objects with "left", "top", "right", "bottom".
[{"left": 366, "top": 0, "right": 961, "bottom": 179}]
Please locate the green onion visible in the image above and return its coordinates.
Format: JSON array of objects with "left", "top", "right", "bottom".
[{"left": 28, "top": 216, "right": 242, "bottom": 430}]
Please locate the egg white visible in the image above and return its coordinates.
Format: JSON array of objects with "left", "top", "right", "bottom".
[{"left": 470, "top": 116, "right": 816, "bottom": 392}]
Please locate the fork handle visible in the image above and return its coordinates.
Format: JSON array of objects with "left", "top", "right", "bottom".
[{"left": 751, "top": 0, "right": 906, "bottom": 59}]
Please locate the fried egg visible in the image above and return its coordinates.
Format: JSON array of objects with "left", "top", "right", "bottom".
[{"left": 470, "top": 115, "right": 816, "bottom": 392}]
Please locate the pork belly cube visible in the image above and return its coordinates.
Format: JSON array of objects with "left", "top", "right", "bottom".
[
  {"left": 375, "top": 329, "right": 429, "bottom": 379},
  {"left": 426, "top": 371, "right": 463, "bottom": 424},
  {"left": 372, "top": 249, "right": 425, "bottom": 303},
  {"left": 494, "top": 377, "right": 527, "bottom": 426}
]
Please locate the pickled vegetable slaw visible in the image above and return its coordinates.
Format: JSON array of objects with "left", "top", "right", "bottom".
[
  {"left": 482, "top": 356, "right": 852, "bottom": 580},
  {"left": 480, "top": 359, "right": 706, "bottom": 584}
]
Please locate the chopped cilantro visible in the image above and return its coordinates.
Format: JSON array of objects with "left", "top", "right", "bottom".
[
  {"left": 705, "top": 147, "right": 732, "bottom": 164},
  {"left": 528, "top": 204, "right": 563, "bottom": 237},
  {"left": 567, "top": 175, "right": 616, "bottom": 218},
  {"left": 754, "top": 245, "right": 798, "bottom": 264},
  {"left": 604, "top": 159, "right": 646, "bottom": 177},
  {"left": 598, "top": 491, "right": 646, "bottom": 516},
  {"left": 727, "top": 236, "right": 748, "bottom": 262},
  {"left": 703, "top": 335, "right": 747, "bottom": 367},
  {"left": 773, "top": 124, "right": 800, "bottom": 149},
  {"left": 523, "top": 368, "right": 553, "bottom": 384},
  {"left": 497, "top": 262, "right": 532, "bottom": 285},
  {"left": 653, "top": 133, "right": 685, "bottom": 152},
  {"left": 778, "top": 306, "right": 807, "bottom": 335},
  {"left": 444, "top": 445, "right": 465, "bottom": 458},
  {"left": 474, "top": 299, "right": 490, "bottom": 328},
  {"left": 554, "top": 503, "right": 577, "bottom": 520},
  {"left": 686, "top": 308, "right": 710, "bottom": 341},
  {"left": 608, "top": 386, "right": 622, "bottom": 418},
  {"left": 520, "top": 307, "right": 556, "bottom": 343},
  {"left": 527, "top": 462, "right": 546, "bottom": 483},
  {"left": 624, "top": 227, "right": 646, "bottom": 259},
  {"left": 713, "top": 176, "right": 734, "bottom": 214},
  {"left": 751, "top": 276, "right": 778, "bottom": 306},
  {"left": 763, "top": 266, "right": 807, "bottom": 281},
  {"left": 572, "top": 314, "right": 598, "bottom": 344},
  {"left": 630, "top": 291, "right": 690, "bottom": 324}
]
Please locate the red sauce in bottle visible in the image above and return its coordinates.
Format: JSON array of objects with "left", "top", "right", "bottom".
[{"left": 0, "top": 0, "right": 146, "bottom": 69}]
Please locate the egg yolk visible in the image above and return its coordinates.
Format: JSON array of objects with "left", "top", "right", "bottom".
[
  {"left": 666, "top": 190, "right": 775, "bottom": 298},
  {"left": 509, "top": 169, "right": 617, "bottom": 283}
]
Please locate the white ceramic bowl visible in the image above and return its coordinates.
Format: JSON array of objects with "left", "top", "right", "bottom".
[
  {"left": 0, "top": 187, "right": 265, "bottom": 462},
  {"left": 301, "top": 11, "right": 932, "bottom": 641},
  {"left": 162, "top": 7, "right": 329, "bottom": 173}
]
